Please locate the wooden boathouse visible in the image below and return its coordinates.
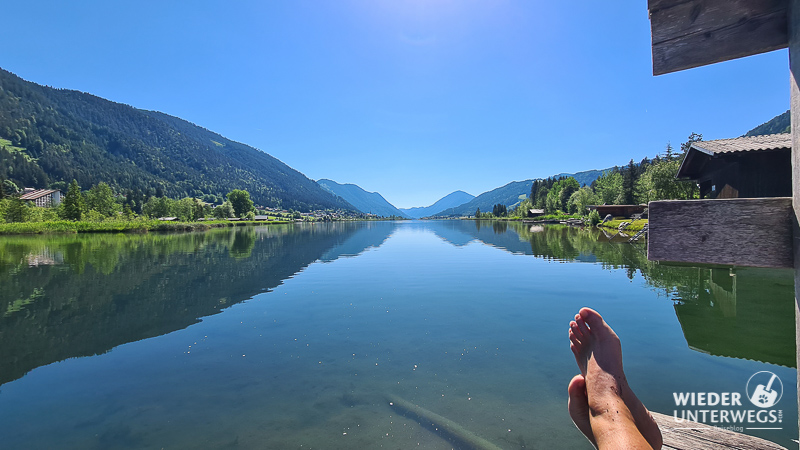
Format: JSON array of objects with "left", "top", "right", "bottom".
[
  {"left": 645, "top": 0, "right": 800, "bottom": 446},
  {"left": 677, "top": 133, "right": 792, "bottom": 199}
]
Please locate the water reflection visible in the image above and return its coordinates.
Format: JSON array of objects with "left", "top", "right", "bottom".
[
  {"left": 0, "top": 220, "right": 793, "bottom": 390},
  {"left": 0, "top": 220, "right": 795, "bottom": 448},
  {"left": 432, "top": 221, "right": 796, "bottom": 369},
  {"left": 673, "top": 267, "right": 795, "bottom": 367},
  {"left": 0, "top": 222, "right": 397, "bottom": 386}
]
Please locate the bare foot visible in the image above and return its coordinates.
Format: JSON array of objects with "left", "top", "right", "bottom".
[
  {"left": 568, "top": 307, "right": 662, "bottom": 450},
  {"left": 568, "top": 374, "right": 597, "bottom": 448}
]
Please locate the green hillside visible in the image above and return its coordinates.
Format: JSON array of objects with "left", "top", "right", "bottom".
[
  {"left": 432, "top": 169, "right": 607, "bottom": 217},
  {"left": 0, "top": 68, "right": 354, "bottom": 212},
  {"left": 551, "top": 169, "right": 607, "bottom": 187},
  {"left": 744, "top": 110, "right": 790, "bottom": 136},
  {"left": 317, "top": 179, "right": 407, "bottom": 218},
  {"left": 434, "top": 180, "right": 534, "bottom": 217}
]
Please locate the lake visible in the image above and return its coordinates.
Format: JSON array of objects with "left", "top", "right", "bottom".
[{"left": 0, "top": 221, "right": 796, "bottom": 449}]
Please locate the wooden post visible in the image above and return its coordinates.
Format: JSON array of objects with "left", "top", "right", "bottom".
[
  {"left": 790, "top": 0, "right": 800, "bottom": 439},
  {"left": 647, "top": 0, "right": 799, "bottom": 441}
]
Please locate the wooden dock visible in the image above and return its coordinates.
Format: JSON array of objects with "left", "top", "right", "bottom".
[{"left": 651, "top": 412, "right": 788, "bottom": 450}]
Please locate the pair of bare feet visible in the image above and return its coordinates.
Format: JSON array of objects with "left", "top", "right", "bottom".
[{"left": 568, "top": 307, "right": 662, "bottom": 449}]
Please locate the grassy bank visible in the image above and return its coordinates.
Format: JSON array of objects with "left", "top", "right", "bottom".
[
  {"left": 598, "top": 219, "right": 648, "bottom": 233},
  {"left": 0, "top": 219, "right": 293, "bottom": 235},
  {"left": 465, "top": 213, "right": 583, "bottom": 222}
]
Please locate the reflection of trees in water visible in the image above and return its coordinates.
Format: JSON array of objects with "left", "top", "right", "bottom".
[
  {"left": 229, "top": 227, "right": 257, "bottom": 258},
  {"left": 499, "top": 222, "right": 707, "bottom": 300},
  {"left": 477, "top": 222, "right": 796, "bottom": 367},
  {"left": 492, "top": 221, "right": 507, "bottom": 234},
  {"left": 0, "top": 223, "right": 392, "bottom": 386}
]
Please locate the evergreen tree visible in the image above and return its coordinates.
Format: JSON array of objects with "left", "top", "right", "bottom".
[
  {"left": 622, "top": 159, "right": 636, "bottom": 204},
  {"left": 63, "top": 179, "right": 85, "bottom": 221},
  {"left": 475, "top": 207, "right": 480, "bottom": 218},
  {"left": 5, "top": 196, "right": 29, "bottom": 223},
  {"left": 664, "top": 143, "right": 674, "bottom": 161},
  {"left": 0, "top": 178, "right": 5, "bottom": 200},
  {"left": 680, "top": 132, "right": 703, "bottom": 155}
]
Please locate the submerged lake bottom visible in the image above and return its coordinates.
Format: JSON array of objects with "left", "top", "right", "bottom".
[{"left": 0, "top": 221, "right": 795, "bottom": 449}]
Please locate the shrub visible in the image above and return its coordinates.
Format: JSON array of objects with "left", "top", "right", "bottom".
[{"left": 588, "top": 210, "right": 601, "bottom": 226}]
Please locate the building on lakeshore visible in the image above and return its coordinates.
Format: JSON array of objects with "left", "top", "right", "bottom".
[
  {"left": 676, "top": 133, "right": 791, "bottom": 199},
  {"left": 527, "top": 209, "right": 545, "bottom": 218},
  {"left": 19, "top": 188, "right": 62, "bottom": 207}
]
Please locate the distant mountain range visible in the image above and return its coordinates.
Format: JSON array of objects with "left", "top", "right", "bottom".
[
  {"left": 0, "top": 68, "right": 354, "bottom": 212},
  {"left": 433, "top": 180, "right": 533, "bottom": 217},
  {"left": 323, "top": 168, "right": 609, "bottom": 219},
  {"left": 400, "top": 191, "right": 474, "bottom": 218},
  {"left": 317, "top": 179, "right": 407, "bottom": 218},
  {"left": 431, "top": 169, "right": 608, "bottom": 217}
]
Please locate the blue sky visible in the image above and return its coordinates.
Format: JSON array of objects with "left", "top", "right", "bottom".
[{"left": 1, "top": 1, "right": 789, "bottom": 208}]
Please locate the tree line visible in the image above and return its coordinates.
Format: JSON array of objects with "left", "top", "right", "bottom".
[
  {"left": 0, "top": 178, "right": 269, "bottom": 224},
  {"left": 476, "top": 133, "right": 703, "bottom": 219}
]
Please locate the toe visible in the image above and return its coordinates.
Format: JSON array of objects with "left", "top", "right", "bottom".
[
  {"left": 570, "top": 327, "right": 584, "bottom": 346},
  {"left": 570, "top": 341, "right": 580, "bottom": 358},
  {"left": 570, "top": 321, "right": 584, "bottom": 339},
  {"left": 579, "top": 307, "right": 604, "bottom": 330},
  {"left": 576, "top": 315, "right": 591, "bottom": 336}
]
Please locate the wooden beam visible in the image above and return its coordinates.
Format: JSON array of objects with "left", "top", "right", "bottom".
[
  {"left": 649, "top": 0, "right": 788, "bottom": 75},
  {"left": 647, "top": 198, "right": 793, "bottom": 268},
  {"left": 651, "top": 412, "right": 787, "bottom": 449},
  {"left": 789, "top": 0, "right": 800, "bottom": 441}
]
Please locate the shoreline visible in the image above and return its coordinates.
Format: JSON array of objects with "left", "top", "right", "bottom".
[{"left": 0, "top": 219, "right": 295, "bottom": 235}]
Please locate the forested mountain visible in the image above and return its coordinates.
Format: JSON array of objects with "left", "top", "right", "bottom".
[
  {"left": 431, "top": 169, "right": 607, "bottom": 217},
  {"left": 400, "top": 190, "right": 474, "bottom": 218},
  {"left": 744, "top": 110, "right": 790, "bottom": 136},
  {"left": 434, "top": 180, "right": 534, "bottom": 217},
  {"left": 0, "top": 68, "right": 354, "bottom": 212},
  {"left": 317, "top": 179, "right": 407, "bottom": 218},
  {"left": 550, "top": 169, "right": 607, "bottom": 187}
]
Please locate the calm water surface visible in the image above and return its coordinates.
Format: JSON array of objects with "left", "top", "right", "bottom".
[{"left": 0, "top": 221, "right": 795, "bottom": 449}]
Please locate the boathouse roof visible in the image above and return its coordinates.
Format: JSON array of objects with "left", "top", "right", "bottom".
[
  {"left": 689, "top": 133, "right": 791, "bottom": 156},
  {"left": 677, "top": 133, "right": 791, "bottom": 180}
]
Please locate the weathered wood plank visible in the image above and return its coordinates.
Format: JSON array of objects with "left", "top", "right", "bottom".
[
  {"left": 652, "top": 412, "right": 787, "bottom": 449},
  {"left": 649, "top": 0, "right": 788, "bottom": 75},
  {"left": 789, "top": 0, "right": 800, "bottom": 440},
  {"left": 647, "top": 198, "right": 793, "bottom": 268}
]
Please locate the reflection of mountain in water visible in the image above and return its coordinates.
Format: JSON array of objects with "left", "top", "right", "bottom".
[
  {"left": 430, "top": 220, "right": 796, "bottom": 368},
  {"left": 427, "top": 220, "right": 477, "bottom": 247},
  {"left": 1, "top": 220, "right": 793, "bottom": 387},
  {"left": 0, "top": 222, "right": 394, "bottom": 386},
  {"left": 319, "top": 221, "right": 399, "bottom": 261}
]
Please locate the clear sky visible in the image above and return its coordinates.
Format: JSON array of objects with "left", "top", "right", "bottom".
[{"left": 1, "top": 1, "right": 790, "bottom": 208}]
